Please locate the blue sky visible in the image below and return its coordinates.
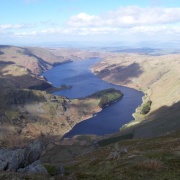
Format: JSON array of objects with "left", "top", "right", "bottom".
[{"left": 0, "top": 0, "right": 180, "bottom": 46}]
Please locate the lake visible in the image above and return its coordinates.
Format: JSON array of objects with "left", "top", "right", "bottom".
[{"left": 42, "top": 58, "right": 143, "bottom": 138}]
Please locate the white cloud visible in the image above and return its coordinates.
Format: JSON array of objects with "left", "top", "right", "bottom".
[
  {"left": 0, "top": 23, "right": 35, "bottom": 30},
  {"left": 1, "top": 6, "right": 179, "bottom": 44},
  {"left": 67, "top": 13, "right": 100, "bottom": 27},
  {"left": 13, "top": 27, "right": 120, "bottom": 37},
  {"left": 12, "top": 25, "right": 180, "bottom": 39},
  {"left": 67, "top": 6, "right": 180, "bottom": 27},
  {"left": 14, "top": 31, "right": 38, "bottom": 37},
  {"left": 131, "top": 26, "right": 167, "bottom": 33}
]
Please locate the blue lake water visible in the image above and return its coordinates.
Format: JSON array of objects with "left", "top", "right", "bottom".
[{"left": 42, "top": 58, "right": 143, "bottom": 138}]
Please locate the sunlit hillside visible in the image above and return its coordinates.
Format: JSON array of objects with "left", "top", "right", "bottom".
[{"left": 91, "top": 53, "right": 180, "bottom": 137}]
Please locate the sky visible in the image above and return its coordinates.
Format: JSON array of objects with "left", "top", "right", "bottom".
[{"left": 0, "top": 0, "right": 180, "bottom": 47}]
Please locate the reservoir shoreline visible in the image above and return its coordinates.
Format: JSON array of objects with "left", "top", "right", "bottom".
[{"left": 42, "top": 58, "right": 144, "bottom": 138}]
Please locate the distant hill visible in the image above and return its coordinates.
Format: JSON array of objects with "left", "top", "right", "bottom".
[{"left": 0, "top": 45, "right": 103, "bottom": 74}]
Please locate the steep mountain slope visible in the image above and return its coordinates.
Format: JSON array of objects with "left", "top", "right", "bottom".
[
  {"left": 0, "top": 45, "right": 50, "bottom": 74},
  {"left": 91, "top": 53, "right": 180, "bottom": 137},
  {"left": 0, "top": 45, "right": 108, "bottom": 147},
  {"left": 0, "top": 61, "right": 52, "bottom": 90},
  {"left": 0, "top": 87, "right": 122, "bottom": 148}
]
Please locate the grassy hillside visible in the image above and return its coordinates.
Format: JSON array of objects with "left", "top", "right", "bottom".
[
  {"left": 1, "top": 130, "right": 179, "bottom": 179},
  {"left": 61, "top": 130, "right": 180, "bottom": 179},
  {"left": 0, "top": 130, "right": 178, "bottom": 179},
  {"left": 2, "top": 130, "right": 176, "bottom": 179},
  {"left": 91, "top": 53, "right": 180, "bottom": 137}
]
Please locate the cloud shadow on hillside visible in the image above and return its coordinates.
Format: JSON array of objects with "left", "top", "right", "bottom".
[
  {"left": 98, "top": 63, "right": 143, "bottom": 84},
  {"left": 0, "top": 61, "right": 15, "bottom": 65},
  {"left": 0, "top": 63, "right": 54, "bottom": 107},
  {"left": 0, "top": 51, "right": 4, "bottom": 55},
  {"left": 133, "top": 101, "right": 180, "bottom": 138}
]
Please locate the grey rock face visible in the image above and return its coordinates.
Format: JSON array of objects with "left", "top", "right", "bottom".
[
  {"left": 0, "top": 148, "right": 25, "bottom": 171},
  {"left": 0, "top": 140, "right": 47, "bottom": 175},
  {"left": 23, "top": 140, "right": 43, "bottom": 167},
  {"left": 0, "top": 158, "right": 7, "bottom": 171},
  {"left": 17, "top": 160, "right": 48, "bottom": 174}
]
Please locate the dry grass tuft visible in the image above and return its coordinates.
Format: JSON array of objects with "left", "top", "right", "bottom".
[{"left": 136, "top": 159, "right": 163, "bottom": 170}]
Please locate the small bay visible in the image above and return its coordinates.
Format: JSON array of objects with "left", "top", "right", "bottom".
[{"left": 42, "top": 58, "right": 143, "bottom": 138}]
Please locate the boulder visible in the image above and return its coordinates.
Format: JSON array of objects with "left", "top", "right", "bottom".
[{"left": 0, "top": 140, "right": 45, "bottom": 174}]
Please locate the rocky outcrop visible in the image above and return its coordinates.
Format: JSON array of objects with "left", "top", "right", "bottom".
[
  {"left": 0, "top": 141, "right": 47, "bottom": 174},
  {"left": 17, "top": 160, "right": 48, "bottom": 174},
  {"left": 0, "top": 148, "right": 25, "bottom": 171},
  {"left": 22, "top": 140, "right": 43, "bottom": 167}
]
